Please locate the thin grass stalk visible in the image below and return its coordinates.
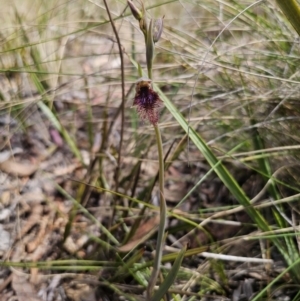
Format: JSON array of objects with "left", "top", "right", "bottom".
[
  {"left": 251, "top": 257, "right": 300, "bottom": 301},
  {"left": 83, "top": 74, "right": 93, "bottom": 149},
  {"left": 150, "top": 246, "right": 186, "bottom": 301},
  {"left": 102, "top": 0, "right": 125, "bottom": 192}
]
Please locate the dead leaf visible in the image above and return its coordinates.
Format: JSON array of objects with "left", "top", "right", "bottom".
[
  {"left": 118, "top": 215, "right": 160, "bottom": 252},
  {"left": 63, "top": 282, "right": 96, "bottom": 301},
  {"left": 53, "top": 162, "right": 81, "bottom": 176},
  {"left": 12, "top": 271, "right": 43, "bottom": 301},
  {"left": 0, "top": 159, "right": 38, "bottom": 176},
  {"left": 0, "top": 148, "right": 39, "bottom": 176},
  {"left": 164, "top": 181, "right": 186, "bottom": 202}
]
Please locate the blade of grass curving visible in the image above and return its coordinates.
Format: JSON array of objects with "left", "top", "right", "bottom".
[
  {"left": 150, "top": 245, "right": 186, "bottom": 301},
  {"left": 27, "top": 65, "right": 82, "bottom": 161},
  {"left": 276, "top": 0, "right": 300, "bottom": 37},
  {"left": 292, "top": 290, "right": 300, "bottom": 301},
  {"left": 37, "top": 99, "right": 83, "bottom": 161}
]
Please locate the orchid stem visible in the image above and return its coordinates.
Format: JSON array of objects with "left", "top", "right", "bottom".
[
  {"left": 127, "top": 1, "right": 166, "bottom": 298},
  {"left": 147, "top": 124, "right": 166, "bottom": 299}
]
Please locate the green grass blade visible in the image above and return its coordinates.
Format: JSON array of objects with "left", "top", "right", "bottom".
[
  {"left": 37, "top": 101, "right": 83, "bottom": 161},
  {"left": 153, "top": 84, "right": 300, "bottom": 280},
  {"left": 251, "top": 257, "right": 300, "bottom": 301},
  {"left": 276, "top": 0, "right": 300, "bottom": 37},
  {"left": 150, "top": 245, "right": 186, "bottom": 301}
]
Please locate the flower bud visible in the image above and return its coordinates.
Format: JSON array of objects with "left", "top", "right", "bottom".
[
  {"left": 153, "top": 16, "right": 164, "bottom": 43},
  {"left": 127, "top": 0, "right": 143, "bottom": 21}
]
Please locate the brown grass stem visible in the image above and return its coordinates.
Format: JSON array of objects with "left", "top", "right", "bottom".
[{"left": 103, "top": 0, "right": 125, "bottom": 192}]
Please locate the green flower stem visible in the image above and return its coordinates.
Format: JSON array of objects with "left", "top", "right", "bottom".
[
  {"left": 147, "top": 68, "right": 153, "bottom": 81},
  {"left": 147, "top": 124, "right": 166, "bottom": 299},
  {"left": 132, "top": 3, "right": 166, "bottom": 297},
  {"left": 153, "top": 125, "right": 165, "bottom": 216},
  {"left": 276, "top": 0, "right": 300, "bottom": 37}
]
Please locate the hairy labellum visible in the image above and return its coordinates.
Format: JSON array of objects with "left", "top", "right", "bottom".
[{"left": 133, "top": 78, "right": 162, "bottom": 125}]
